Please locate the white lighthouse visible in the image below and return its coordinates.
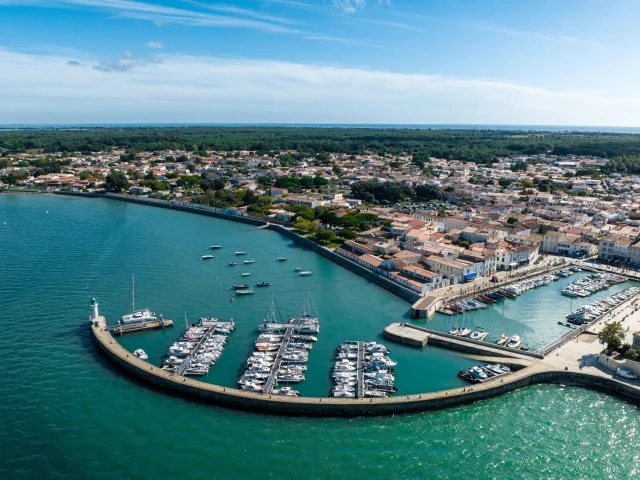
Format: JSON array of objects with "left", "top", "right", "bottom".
[{"left": 90, "top": 297, "right": 99, "bottom": 320}]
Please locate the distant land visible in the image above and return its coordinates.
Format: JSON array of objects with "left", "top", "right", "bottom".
[{"left": 2, "top": 123, "right": 640, "bottom": 134}]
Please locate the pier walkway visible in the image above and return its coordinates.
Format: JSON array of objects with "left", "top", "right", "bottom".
[
  {"left": 356, "top": 341, "right": 365, "bottom": 399},
  {"left": 384, "top": 323, "right": 542, "bottom": 361},
  {"left": 262, "top": 326, "right": 294, "bottom": 394}
]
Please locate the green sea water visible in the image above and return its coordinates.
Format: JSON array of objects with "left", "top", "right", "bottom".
[{"left": 2, "top": 194, "right": 640, "bottom": 480}]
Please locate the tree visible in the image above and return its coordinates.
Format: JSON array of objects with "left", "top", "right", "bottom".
[
  {"left": 506, "top": 216, "right": 518, "bottom": 224},
  {"left": 414, "top": 184, "right": 444, "bottom": 201},
  {"left": 105, "top": 171, "right": 130, "bottom": 192},
  {"left": 293, "top": 217, "right": 318, "bottom": 234},
  {"left": 300, "top": 176, "right": 315, "bottom": 188},
  {"left": 313, "top": 229, "right": 337, "bottom": 245},
  {"left": 314, "top": 176, "right": 329, "bottom": 187},
  {"left": 337, "top": 229, "right": 356, "bottom": 240},
  {"left": 258, "top": 176, "right": 273, "bottom": 187},
  {"left": 332, "top": 164, "right": 341, "bottom": 176},
  {"left": 599, "top": 321, "right": 625, "bottom": 351},
  {"left": 445, "top": 186, "right": 454, "bottom": 192},
  {"left": 498, "top": 178, "right": 512, "bottom": 188},
  {"left": 275, "top": 176, "right": 300, "bottom": 190}
]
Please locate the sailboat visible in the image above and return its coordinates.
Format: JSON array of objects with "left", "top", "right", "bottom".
[
  {"left": 289, "top": 292, "right": 320, "bottom": 334},
  {"left": 120, "top": 274, "right": 158, "bottom": 325}
]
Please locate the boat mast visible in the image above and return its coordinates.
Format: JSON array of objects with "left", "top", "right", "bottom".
[{"left": 132, "top": 273, "right": 135, "bottom": 313}]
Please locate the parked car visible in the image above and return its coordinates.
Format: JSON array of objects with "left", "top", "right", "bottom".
[{"left": 616, "top": 368, "right": 637, "bottom": 380}]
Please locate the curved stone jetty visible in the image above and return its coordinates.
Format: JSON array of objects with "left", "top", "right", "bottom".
[{"left": 91, "top": 315, "right": 640, "bottom": 417}]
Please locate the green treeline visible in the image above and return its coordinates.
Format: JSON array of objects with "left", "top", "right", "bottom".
[{"left": 3, "top": 127, "right": 640, "bottom": 163}]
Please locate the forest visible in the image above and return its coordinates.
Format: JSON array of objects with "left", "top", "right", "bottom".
[{"left": 2, "top": 127, "right": 640, "bottom": 167}]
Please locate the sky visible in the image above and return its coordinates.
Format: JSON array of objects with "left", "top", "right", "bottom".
[{"left": 1, "top": 0, "right": 639, "bottom": 125}]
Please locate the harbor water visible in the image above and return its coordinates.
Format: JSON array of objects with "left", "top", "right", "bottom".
[
  {"left": 2, "top": 194, "right": 640, "bottom": 479},
  {"left": 426, "top": 273, "right": 636, "bottom": 349}
]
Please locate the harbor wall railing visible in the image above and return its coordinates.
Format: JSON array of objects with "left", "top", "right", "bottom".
[{"left": 91, "top": 316, "right": 640, "bottom": 416}]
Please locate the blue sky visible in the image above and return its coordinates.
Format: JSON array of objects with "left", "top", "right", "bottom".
[{"left": 1, "top": 0, "right": 639, "bottom": 125}]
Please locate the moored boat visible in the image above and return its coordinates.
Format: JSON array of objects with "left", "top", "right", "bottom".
[{"left": 133, "top": 348, "right": 148, "bottom": 360}]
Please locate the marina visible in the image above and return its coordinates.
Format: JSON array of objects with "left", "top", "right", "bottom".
[
  {"left": 165, "top": 317, "right": 235, "bottom": 376},
  {"left": 332, "top": 341, "right": 397, "bottom": 399},
  {"left": 561, "top": 272, "right": 626, "bottom": 298},
  {"left": 238, "top": 296, "right": 320, "bottom": 396},
  {"left": 565, "top": 286, "right": 639, "bottom": 325},
  {"left": 429, "top": 270, "right": 637, "bottom": 350}
]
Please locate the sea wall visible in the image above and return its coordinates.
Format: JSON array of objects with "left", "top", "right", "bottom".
[{"left": 91, "top": 316, "right": 640, "bottom": 416}]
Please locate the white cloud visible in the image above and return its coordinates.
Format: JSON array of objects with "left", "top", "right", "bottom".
[
  {"left": 0, "top": 0, "right": 315, "bottom": 36},
  {"left": 146, "top": 41, "right": 164, "bottom": 49},
  {"left": 0, "top": 47, "right": 638, "bottom": 125},
  {"left": 331, "top": 0, "right": 390, "bottom": 13},
  {"left": 93, "top": 50, "right": 161, "bottom": 72}
]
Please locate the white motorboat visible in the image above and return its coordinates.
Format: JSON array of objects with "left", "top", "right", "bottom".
[
  {"left": 470, "top": 331, "right": 488, "bottom": 341},
  {"left": 469, "top": 366, "right": 488, "bottom": 380},
  {"left": 133, "top": 349, "right": 148, "bottom": 360},
  {"left": 364, "top": 389, "right": 389, "bottom": 398},
  {"left": 332, "top": 385, "right": 355, "bottom": 392},
  {"left": 333, "top": 364, "right": 357, "bottom": 372},
  {"left": 457, "top": 327, "right": 471, "bottom": 337},
  {"left": 273, "top": 387, "right": 300, "bottom": 396},
  {"left": 506, "top": 334, "right": 522, "bottom": 349},
  {"left": 299, "top": 271, "right": 313, "bottom": 276},
  {"left": 496, "top": 334, "right": 508, "bottom": 346},
  {"left": 210, "top": 245, "right": 222, "bottom": 249},
  {"left": 168, "top": 346, "right": 191, "bottom": 357},
  {"left": 240, "top": 382, "right": 262, "bottom": 391},
  {"left": 332, "top": 390, "right": 355, "bottom": 398},
  {"left": 276, "top": 373, "right": 305, "bottom": 383},
  {"left": 235, "top": 251, "right": 248, "bottom": 255},
  {"left": 202, "top": 255, "right": 214, "bottom": 260}
]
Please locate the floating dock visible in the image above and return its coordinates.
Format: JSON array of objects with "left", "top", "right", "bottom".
[
  {"left": 110, "top": 319, "right": 174, "bottom": 336},
  {"left": 262, "top": 326, "right": 295, "bottom": 394}
]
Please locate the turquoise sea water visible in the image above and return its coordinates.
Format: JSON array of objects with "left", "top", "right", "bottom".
[{"left": 2, "top": 194, "right": 640, "bottom": 479}]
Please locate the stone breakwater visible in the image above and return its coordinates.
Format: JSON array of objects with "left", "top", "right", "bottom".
[{"left": 91, "top": 315, "right": 640, "bottom": 416}]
